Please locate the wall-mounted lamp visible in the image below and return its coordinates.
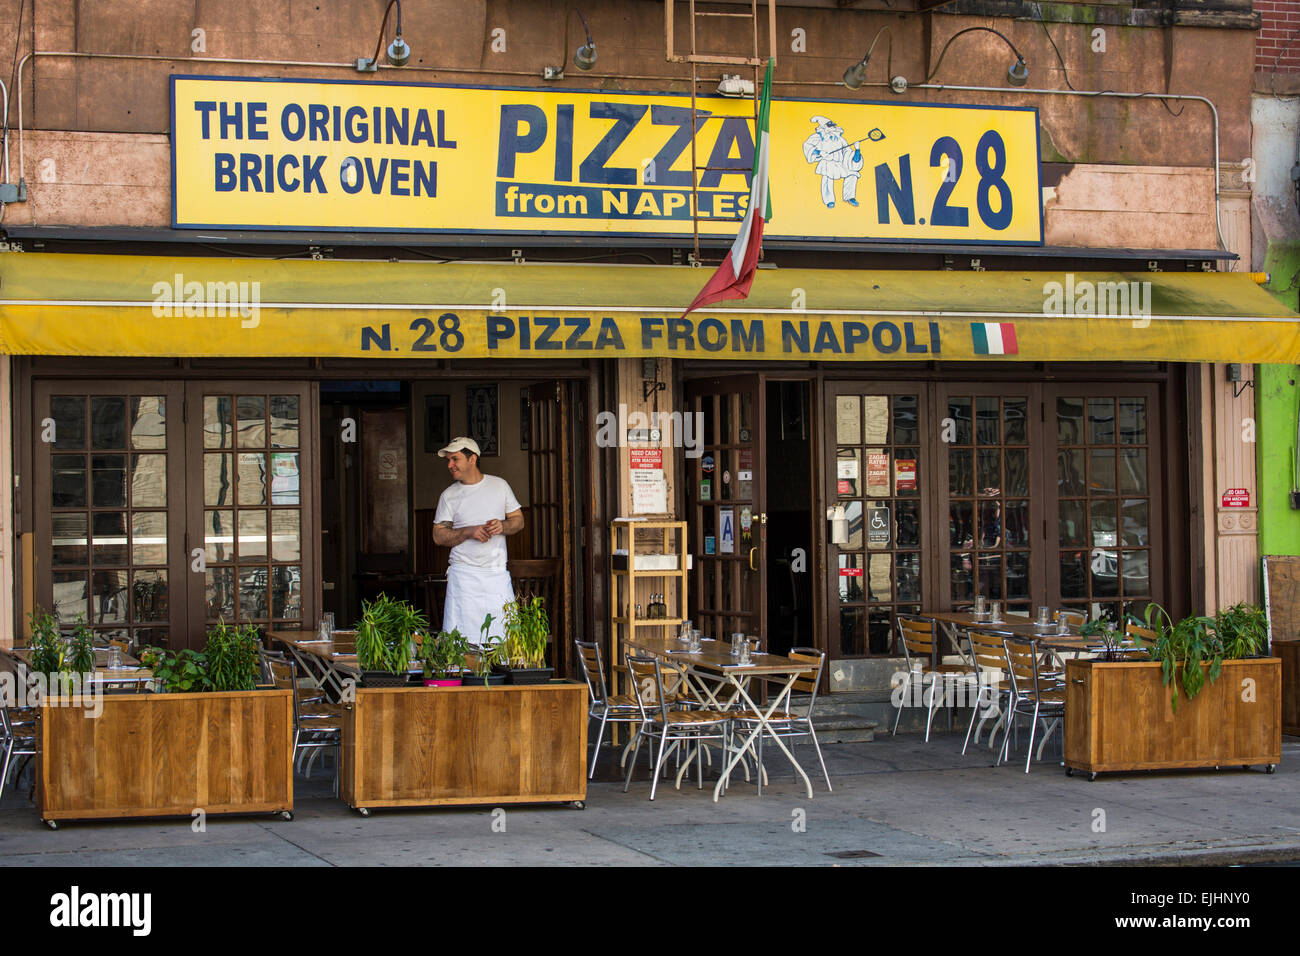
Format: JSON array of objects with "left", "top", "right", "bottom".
[
  {"left": 356, "top": 0, "right": 410, "bottom": 72},
  {"left": 841, "top": 28, "right": 892, "bottom": 91},
  {"left": 545, "top": 8, "right": 596, "bottom": 78}
]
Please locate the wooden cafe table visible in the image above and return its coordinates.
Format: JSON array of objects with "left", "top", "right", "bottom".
[{"left": 621, "top": 633, "right": 818, "bottom": 802}]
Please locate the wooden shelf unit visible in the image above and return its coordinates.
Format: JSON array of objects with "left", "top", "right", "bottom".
[{"left": 609, "top": 520, "right": 689, "bottom": 706}]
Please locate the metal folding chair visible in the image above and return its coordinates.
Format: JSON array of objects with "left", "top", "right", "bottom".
[
  {"left": 1000, "top": 637, "right": 1066, "bottom": 773},
  {"left": 267, "top": 655, "right": 342, "bottom": 794},
  {"left": 0, "top": 704, "right": 37, "bottom": 803},
  {"left": 574, "top": 639, "right": 642, "bottom": 779},
  {"left": 895, "top": 615, "right": 973, "bottom": 740}
]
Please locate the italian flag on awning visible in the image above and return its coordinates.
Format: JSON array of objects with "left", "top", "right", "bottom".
[{"left": 682, "top": 58, "right": 774, "bottom": 318}]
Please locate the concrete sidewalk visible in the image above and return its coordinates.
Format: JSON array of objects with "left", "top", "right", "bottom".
[{"left": 2, "top": 731, "right": 1298, "bottom": 866}]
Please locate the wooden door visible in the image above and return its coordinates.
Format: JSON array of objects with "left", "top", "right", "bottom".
[
  {"left": 527, "top": 381, "right": 573, "bottom": 674},
  {"left": 685, "top": 376, "right": 767, "bottom": 645}
]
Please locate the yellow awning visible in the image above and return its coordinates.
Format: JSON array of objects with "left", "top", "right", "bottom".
[{"left": 1, "top": 252, "right": 1297, "bottom": 362}]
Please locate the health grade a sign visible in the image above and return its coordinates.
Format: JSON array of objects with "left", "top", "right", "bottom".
[{"left": 171, "top": 76, "right": 1042, "bottom": 244}]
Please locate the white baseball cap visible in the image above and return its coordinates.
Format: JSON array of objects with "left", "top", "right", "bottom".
[{"left": 437, "top": 436, "right": 481, "bottom": 458}]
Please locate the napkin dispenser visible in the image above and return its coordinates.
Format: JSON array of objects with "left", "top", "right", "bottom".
[{"left": 826, "top": 505, "right": 849, "bottom": 545}]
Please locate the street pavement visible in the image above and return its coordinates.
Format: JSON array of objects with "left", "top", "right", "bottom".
[{"left": 2, "top": 730, "right": 1297, "bottom": 867}]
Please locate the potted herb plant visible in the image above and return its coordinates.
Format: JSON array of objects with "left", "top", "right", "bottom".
[
  {"left": 25, "top": 609, "right": 96, "bottom": 695},
  {"left": 462, "top": 613, "right": 507, "bottom": 686},
  {"left": 494, "top": 596, "right": 554, "bottom": 685},
  {"left": 420, "top": 628, "right": 469, "bottom": 687},
  {"left": 355, "top": 594, "right": 426, "bottom": 687},
  {"left": 139, "top": 620, "right": 264, "bottom": 693}
]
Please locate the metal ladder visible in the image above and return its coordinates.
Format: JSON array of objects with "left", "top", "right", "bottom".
[{"left": 665, "top": 1, "right": 776, "bottom": 263}]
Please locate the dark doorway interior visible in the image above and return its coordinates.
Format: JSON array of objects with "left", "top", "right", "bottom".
[{"left": 765, "top": 380, "right": 814, "bottom": 657}]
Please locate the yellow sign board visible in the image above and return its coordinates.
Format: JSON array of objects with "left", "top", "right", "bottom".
[{"left": 171, "top": 77, "right": 1042, "bottom": 244}]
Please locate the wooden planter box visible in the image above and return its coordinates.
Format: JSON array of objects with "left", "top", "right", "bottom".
[
  {"left": 37, "top": 689, "right": 294, "bottom": 826},
  {"left": 1064, "top": 658, "right": 1282, "bottom": 777},
  {"left": 1279, "top": 642, "right": 1300, "bottom": 737},
  {"left": 340, "top": 682, "right": 587, "bottom": 813}
]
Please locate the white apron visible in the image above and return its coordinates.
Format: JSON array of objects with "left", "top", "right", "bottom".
[{"left": 443, "top": 564, "right": 515, "bottom": 645}]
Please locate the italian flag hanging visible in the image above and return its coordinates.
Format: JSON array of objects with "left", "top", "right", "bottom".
[{"left": 682, "top": 58, "right": 774, "bottom": 318}]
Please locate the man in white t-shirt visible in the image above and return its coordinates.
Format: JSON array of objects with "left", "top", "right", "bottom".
[{"left": 433, "top": 437, "right": 524, "bottom": 645}]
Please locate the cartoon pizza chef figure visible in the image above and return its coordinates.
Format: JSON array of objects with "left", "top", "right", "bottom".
[{"left": 802, "top": 115, "right": 863, "bottom": 209}]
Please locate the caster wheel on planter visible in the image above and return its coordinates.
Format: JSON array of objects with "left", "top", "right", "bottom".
[
  {"left": 1242, "top": 765, "right": 1251, "bottom": 771},
  {"left": 1267, "top": 764, "right": 1276, "bottom": 774},
  {"left": 1065, "top": 767, "right": 1073, "bottom": 777},
  {"left": 571, "top": 800, "right": 586, "bottom": 810},
  {"left": 1088, "top": 772, "right": 1098, "bottom": 782},
  {"left": 280, "top": 811, "right": 294, "bottom": 821},
  {"left": 358, "top": 807, "right": 371, "bottom": 817},
  {"left": 44, "top": 820, "right": 58, "bottom": 830}
]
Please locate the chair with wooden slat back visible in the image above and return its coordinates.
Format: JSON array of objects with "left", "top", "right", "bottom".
[
  {"left": 1125, "top": 618, "right": 1157, "bottom": 655},
  {"left": 508, "top": 558, "right": 561, "bottom": 659},
  {"left": 727, "top": 647, "right": 832, "bottom": 792},
  {"left": 574, "top": 639, "right": 641, "bottom": 779},
  {"left": 1055, "top": 609, "right": 1087, "bottom": 630},
  {"left": 622, "top": 654, "right": 731, "bottom": 801},
  {"left": 962, "top": 629, "right": 1015, "bottom": 756},
  {"left": 1000, "top": 636, "right": 1066, "bottom": 773},
  {"left": 267, "top": 654, "right": 342, "bottom": 792},
  {"left": 895, "top": 615, "right": 973, "bottom": 741}
]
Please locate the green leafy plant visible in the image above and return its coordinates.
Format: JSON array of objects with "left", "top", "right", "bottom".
[
  {"left": 1079, "top": 616, "right": 1134, "bottom": 662},
  {"left": 355, "top": 594, "right": 426, "bottom": 675},
  {"left": 420, "top": 628, "right": 469, "bottom": 679},
  {"left": 500, "top": 596, "right": 550, "bottom": 669},
  {"left": 1143, "top": 603, "right": 1221, "bottom": 712},
  {"left": 27, "top": 607, "right": 64, "bottom": 677},
  {"left": 1213, "top": 603, "right": 1268, "bottom": 660},
  {"left": 205, "top": 619, "right": 263, "bottom": 691},
  {"left": 67, "top": 616, "right": 97, "bottom": 675},
  {"left": 140, "top": 647, "right": 212, "bottom": 693}
]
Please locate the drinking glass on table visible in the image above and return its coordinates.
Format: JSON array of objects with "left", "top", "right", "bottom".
[
  {"left": 107, "top": 645, "right": 122, "bottom": 669},
  {"left": 730, "top": 632, "right": 745, "bottom": 658},
  {"left": 1037, "top": 606, "right": 1052, "bottom": 628},
  {"left": 989, "top": 600, "right": 1002, "bottom": 622},
  {"left": 974, "top": 595, "right": 988, "bottom": 619},
  {"left": 689, "top": 629, "right": 703, "bottom": 652}
]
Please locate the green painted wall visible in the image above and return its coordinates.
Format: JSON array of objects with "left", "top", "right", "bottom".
[{"left": 1256, "top": 241, "right": 1300, "bottom": 560}]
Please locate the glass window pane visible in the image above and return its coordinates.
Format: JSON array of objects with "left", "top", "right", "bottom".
[
  {"left": 1089, "top": 448, "right": 1116, "bottom": 496},
  {"left": 130, "top": 397, "right": 166, "bottom": 450},
  {"left": 862, "top": 396, "right": 888, "bottom": 445},
  {"left": 1005, "top": 448, "right": 1028, "bottom": 496},
  {"left": 206, "top": 567, "right": 235, "bottom": 621},
  {"left": 238, "top": 510, "right": 268, "bottom": 561},
  {"left": 718, "top": 394, "right": 732, "bottom": 446},
  {"left": 270, "top": 395, "right": 300, "bottom": 448},
  {"left": 272, "top": 510, "right": 301, "bottom": 562},
  {"left": 52, "top": 455, "right": 87, "bottom": 508},
  {"left": 867, "top": 552, "right": 892, "bottom": 603},
  {"left": 893, "top": 395, "right": 919, "bottom": 445},
  {"left": 975, "top": 397, "right": 999, "bottom": 445},
  {"left": 52, "top": 513, "right": 88, "bottom": 567},
  {"left": 1092, "top": 549, "right": 1119, "bottom": 597},
  {"left": 272, "top": 565, "right": 302, "bottom": 619},
  {"left": 977, "top": 553, "right": 1003, "bottom": 599},
  {"left": 948, "top": 398, "right": 972, "bottom": 446},
  {"left": 1004, "top": 398, "right": 1028, "bottom": 444},
  {"left": 205, "top": 396, "right": 232, "bottom": 449},
  {"left": 949, "top": 449, "right": 973, "bottom": 497},
  {"left": 1006, "top": 551, "right": 1030, "bottom": 602},
  {"left": 205, "top": 510, "right": 234, "bottom": 564},
  {"left": 130, "top": 454, "right": 167, "bottom": 507},
  {"left": 839, "top": 606, "right": 865, "bottom": 656},
  {"left": 845, "top": 500, "right": 863, "bottom": 550},
  {"left": 1057, "top": 397, "right": 1084, "bottom": 444},
  {"left": 1088, "top": 398, "right": 1115, "bottom": 445},
  {"left": 950, "top": 552, "right": 974, "bottom": 603},
  {"left": 897, "top": 552, "right": 920, "bottom": 601},
  {"left": 132, "top": 570, "right": 168, "bottom": 622},
  {"left": 91, "top": 455, "right": 127, "bottom": 508},
  {"left": 51, "top": 397, "right": 86, "bottom": 450},
  {"left": 864, "top": 449, "right": 890, "bottom": 497},
  {"left": 1120, "top": 448, "right": 1148, "bottom": 495},
  {"left": 836, "top": 449, "right": 859, "bottom": 497},
  {"left": 950, "top": 500, "right": 973, "bottom": 548},
  {"left": 90, "top": 397, "right": 128, "bottom": 450},
  {"left": 1122, "top": 550, "right": 1150, "bottom": 595},
  {"left": 1118, "top": 398, "right": 1147, "bottom": 445},
  {"left": 1122, "top": 499, "right": 1149, "bottom": 547},
  {"left": 1004, "top": 500, "right": 1029, "bottom": 548},
  {"left": 91, "top": 569, "right": 129, "bottom": 624},
  {"left": 838, "top": 553, "right": 863, "bottom": 603},
  {"left": 979, "top": 500, "right": 1004, "bottom": 548},
  {"left": 240, "top": 567, "right": 269, "bottom": 619},
  {"left": 1060, "top": 499, "right": 1087, "bottom": 547},
  {"left": 896, "top": 500, "right": 920, "bottom": 548},
  {"left": 238, "top": 453, "right": 268, "bottom": 506},
  {"left": 867, "top": 608, "right": 892, "bottom": 655},
  {"left": 236, "top": 396, "right": 267, "bottom": 447},
  {"left": 1059, "top": 551, "right": 1087, "bottom": 599},
  {"left": 894, "top": 447, "right": 919, "bottom": 498},
  {"left": 1058, "top": 448, "right": 1086, "bottom": 496},
  {"left": 205, "top": 453, "right": 234, "bottom": 507},
  {"left": 1090, "top": 499, "right": 1118, "bottom": 547},
  {"left": 53, "top": 571, "right": 89, "bottom": 623},
  {"left": 133, "top": 627, "right": 169, "bottom": 652},
  {"left": 132, "top": 512, "right": 167, "bottom": 565},
  {"left": 977, "top": 448, "right": 1000, "bottom": 495},
  {"left": 91, "top": 512, "right": 128, "bottom": 565}
]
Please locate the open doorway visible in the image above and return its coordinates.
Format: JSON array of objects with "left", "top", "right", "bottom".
[{"left": 765, "top": 380, "right": 815, "bottom": 658}]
